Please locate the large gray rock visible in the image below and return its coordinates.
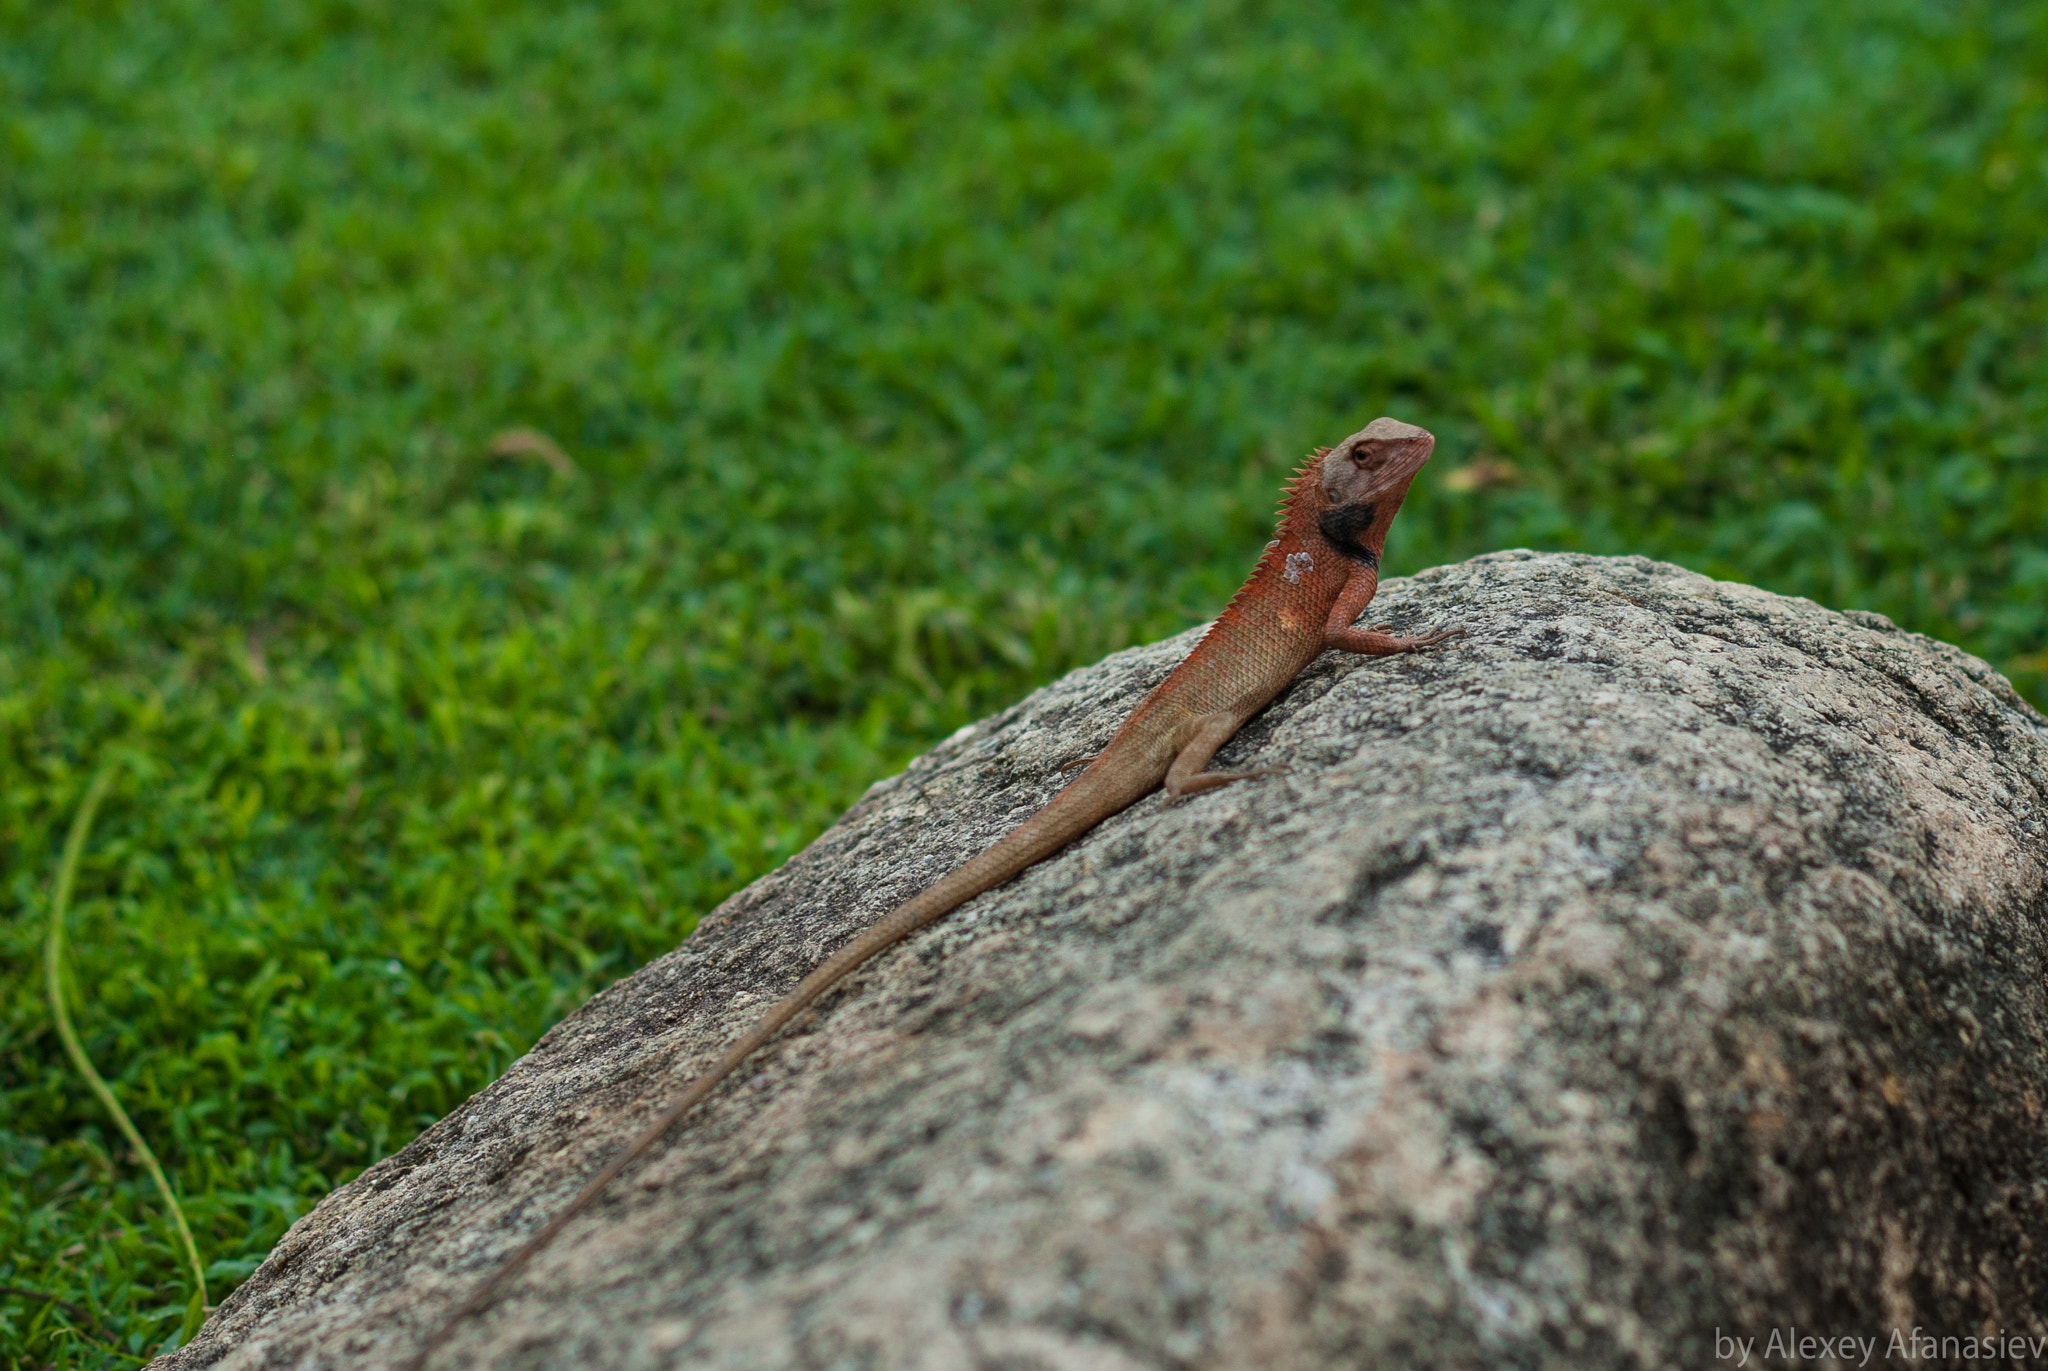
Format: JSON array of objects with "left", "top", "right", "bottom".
[{"left": 163, "top": 551, "right": 2048, "bottom": 1371}]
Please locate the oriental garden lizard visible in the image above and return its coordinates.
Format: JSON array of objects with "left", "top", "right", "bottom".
[{"left": 403, "top": 416, "right": 1460, "bottom": 1369}]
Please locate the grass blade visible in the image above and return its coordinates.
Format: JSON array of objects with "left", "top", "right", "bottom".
[{"left": 42, "top": 764, "right": 211, "bottom": 1340}]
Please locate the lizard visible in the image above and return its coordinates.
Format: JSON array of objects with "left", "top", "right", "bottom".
[{"left": 401, "top": 415, "right": 1460, "bottom": 1370}]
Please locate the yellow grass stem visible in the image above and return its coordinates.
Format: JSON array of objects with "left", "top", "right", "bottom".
[{"left": 42, "top": 764, "right": 210, "bottom": 1341}]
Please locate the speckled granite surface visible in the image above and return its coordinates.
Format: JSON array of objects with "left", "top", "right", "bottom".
[{"left": 160, "top": 552, "right": 2048, "bottom": 1370}]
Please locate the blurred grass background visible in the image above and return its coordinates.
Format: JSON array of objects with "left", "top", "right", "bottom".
[{"left": 3, "top": 0, "right": 2045, "bottom": 1361}]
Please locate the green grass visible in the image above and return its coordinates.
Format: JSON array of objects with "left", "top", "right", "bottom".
[{"left": 3, "top": 0, "right": 2045, "bottom": 1362}]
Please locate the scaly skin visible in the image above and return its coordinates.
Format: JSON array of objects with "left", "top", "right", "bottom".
[{"left": 402, "top": 417, "right": 1458, "bottom": 1370}]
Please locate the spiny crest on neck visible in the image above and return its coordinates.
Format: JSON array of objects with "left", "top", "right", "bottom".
[
  {"left": 1272, "top": 447, "right": 1331, "bottom": 522},
  {"left": 1202, "top": 450, "right": 1332, "bottom": 637}
]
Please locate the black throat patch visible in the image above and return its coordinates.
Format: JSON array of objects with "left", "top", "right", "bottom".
[{"left": 1317, "top": 502, "right": 1380, "bottom": 566}]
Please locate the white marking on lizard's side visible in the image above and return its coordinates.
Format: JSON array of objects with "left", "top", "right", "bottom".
[{"left": 1284, "top": 551, "right": 1314, "bottom": 584}]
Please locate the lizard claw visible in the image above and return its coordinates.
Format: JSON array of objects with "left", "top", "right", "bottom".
[{"left": 1056, "top": 753, "right": 1100, "bottom": 775}]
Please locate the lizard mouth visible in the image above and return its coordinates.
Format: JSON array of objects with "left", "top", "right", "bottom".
[{"left": 1360, "top": 455, "right": 1430, "bottom": 501}]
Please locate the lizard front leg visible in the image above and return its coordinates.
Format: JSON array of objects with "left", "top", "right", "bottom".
[
  {"left": 1323, "top": 567, "right": 1462, "bottom": 655},
  {"left": 1164, "top": 715, "right": 1287, "bottom": 799}
]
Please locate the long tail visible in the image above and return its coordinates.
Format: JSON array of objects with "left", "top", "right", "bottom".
[{"left": 401, "top": 762, "right": 1155, "bottom": 1370}]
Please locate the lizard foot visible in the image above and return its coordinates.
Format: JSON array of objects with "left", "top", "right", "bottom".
[
  {"left": 1165, "top": 763, "right": 1291, "bottom": 800},
  {"left": 1056, "top": 753, "right": 1100, "bottom": 775},
  {"left": 1325, "top": 624, "right": 1466, "bottom": 656},
  {"left": 1402, "top": 625, "right": 1466, "bottom": 649}
]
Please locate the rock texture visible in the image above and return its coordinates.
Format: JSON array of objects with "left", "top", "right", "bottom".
[{"left": 161, "top": 551, "right": 2048, "bottom": 1371}]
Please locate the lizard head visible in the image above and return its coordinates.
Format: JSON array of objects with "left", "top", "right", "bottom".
[{"left": 1320, "top": 417, "right": 1436, "bottom": 508}]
